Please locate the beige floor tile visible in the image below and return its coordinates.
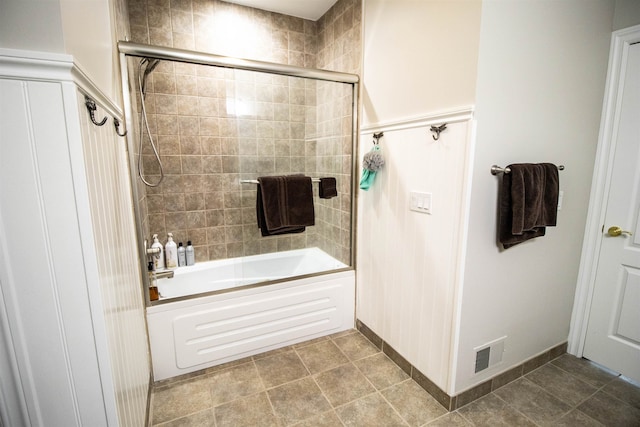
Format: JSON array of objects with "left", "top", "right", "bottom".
[
  {"left": 335, "top": 393, "right": 407, "bottom": 426},
  {"left": 315, "top": 363, "right": 376, "bottom": 407},
  {"left": 214, "top": 392, "right": 279, "bottom": 427},
  {"left": 493, "top": 378, "right": 571, "bottom": 425},
  {"left": 150, "top": 332, "right": 640, "bottom": 427},
  {"left": 551, "top": 355, "right": 618, "bottom": 388},
  {"left": 296, "top": 340, "right": 349, "bottom": 374},
  {"left": 291, "top": 335, "right": 329, "bottom": 349},
  {"left": 207, "top": 362, "right": 264, "bottom": 406},
  {"left": 328, "top": 329, "right": 357, "bottom": 339},
  {"left": 526, "top": 363, "right": 597, "bottom": 406},
  {"left": 255, "top": 350, "right": 309, "bottom": 388},
  {"left": 578, "top": 390, "right": 640, "bottom": 426},
  {"left": 152, "top": 376, "right": 213, "bottom": 425},
  {"left": 425, "top": 412, "right": 473, "bottom": 426},
  {"left": 290, "top": 410, "right": 343, "bottom": 427},
  {"left": 252, "top": 345, "right": 294, "bottom": 361},
  {"left": 603, "top": 376, "right": 640, "bottom": 409},
  {"left": 382, "top": 380, "right": 447, "bottom": 426},
  {"left": 550, "top": 409, "right": 604, "bottom": 427},
  {"left": 457, "top": 393, "right": 537, "bottom": 427},
  {"left": 154, "top": 408, "right": 215, "bottom": 426},
  {"left": 267, "top": 377, "right": 332, "bottom": 425},
  {"left": 333, "top": 332, "right": 380, "bottom": 361},
  {"left": 354, "top": 353, "right": 409, "bottom": 390}
]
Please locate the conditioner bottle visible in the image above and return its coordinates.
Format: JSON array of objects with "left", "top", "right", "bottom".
[
  {"left": 165, "top": 233, "right": 178, "bottom": 269},
  {"left": 186, "top": 241, "right": 195, "bottom": 266}
]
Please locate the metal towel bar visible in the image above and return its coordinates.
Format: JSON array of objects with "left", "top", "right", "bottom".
[
  {"left": 491, "top": 164, "right": 565, "bottom": 175},
  {"left": 240, "top": 178, "right": 322, "bottom": 184}
]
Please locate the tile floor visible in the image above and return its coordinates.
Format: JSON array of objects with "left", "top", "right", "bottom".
[{"left": 149, "top": 330, "right": 640, "bottom": 426}]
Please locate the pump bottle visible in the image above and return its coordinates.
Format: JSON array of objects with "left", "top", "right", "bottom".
[
  {"left": 165, "top": 233, "right": 178, "bottom": 269},
  {"left": 151, "top": 234, "right": 164, "bottom": 270}
]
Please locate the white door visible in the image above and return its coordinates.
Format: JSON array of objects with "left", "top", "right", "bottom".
[{"left": 583, "top": 42, "right": 640, "bottom": 383}]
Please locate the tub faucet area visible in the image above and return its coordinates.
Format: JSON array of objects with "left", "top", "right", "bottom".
[{"left": 155, "top": 270, "right": 174, "bottom": 280}]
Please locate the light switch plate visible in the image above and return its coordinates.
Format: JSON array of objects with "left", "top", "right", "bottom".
[{"left": 410, "top": 191, "right": 432, "bottom": 214}]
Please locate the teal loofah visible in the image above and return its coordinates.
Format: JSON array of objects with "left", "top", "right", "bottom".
[{"left": 360, "top": 145, "right": 384, "bottom": 190}]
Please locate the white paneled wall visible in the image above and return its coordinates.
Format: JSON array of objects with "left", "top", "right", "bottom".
[
  {"left": 357, "top": 111, "right": 474, "bottom": 393},
  {"left": 77, "top": 92, "right": 150, "bottom": 427}
]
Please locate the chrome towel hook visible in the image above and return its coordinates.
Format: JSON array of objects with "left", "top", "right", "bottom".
[
  {"left": 430, "top": 123, "right": 447, "bottom": 140},
  {"left": 113, "top": 118, "right": 127, "bottom": 137},
  {"left": 84, "top": 96, "right": 107, "bottom": 126}
]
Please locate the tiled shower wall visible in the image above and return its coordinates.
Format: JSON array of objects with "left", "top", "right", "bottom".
[{"left": 127, "top": 0, "right": 361, "bottom": 264}]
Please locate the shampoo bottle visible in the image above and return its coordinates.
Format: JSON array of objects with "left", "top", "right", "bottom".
[
  {"left": 177, "top": 242, "right": 186, "bottom": 267},
  {"left": 186, "top": 241, "right": 195, "bottom": 266},
  {"left": 151, "top": 234, "right": 164, "bottom": 270},
  {"left": 165, "top": 233, "right": 178, "bottom": 269}
]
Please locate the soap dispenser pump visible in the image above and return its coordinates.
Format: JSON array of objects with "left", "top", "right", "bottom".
[
  {"left": 151, "top": 234, "right": 164, "bottom": 270},
  {"left": 165, "top": 233, "right": 178, "bottom": 269}
]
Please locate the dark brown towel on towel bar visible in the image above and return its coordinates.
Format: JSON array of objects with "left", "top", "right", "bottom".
[
  {"left": 256, "top": 175, "right": 315, "bottom": 236},
  {"left": 319, "top": 177, "right": 338, "bottom": 199},
  {"left": 499, "top": 163, "right": 559, "bottom": 249}
]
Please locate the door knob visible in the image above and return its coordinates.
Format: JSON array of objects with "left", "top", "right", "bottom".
[{"left": 607, "top": 226, "right": 633, "bottom": 237}]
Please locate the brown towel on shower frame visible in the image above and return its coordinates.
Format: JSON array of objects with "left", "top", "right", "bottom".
[
  {"left": 319, "top": 177, "right": 338, "bottom": 199},
  {"left": 499, "top": 163, "right": 559, "bottom": 249},
  {"left": 256, "top": 175, "right": 315, "bottom": 236}
]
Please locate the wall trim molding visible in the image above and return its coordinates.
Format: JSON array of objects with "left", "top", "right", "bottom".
[
  {"left": 0, "top": 48, "right": 122, "bottom": 119},
  {"left": 568, "top": 23, "right": 640, "bottom": 356},
  {"left": 360, "top": 106, "right": 474, "bottom": 134},
  {"left": 356, "top": 319, "right": 567, "bottom": 411}
]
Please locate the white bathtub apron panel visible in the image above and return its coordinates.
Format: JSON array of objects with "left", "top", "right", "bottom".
[{"left": 148, "top": 270, "right": 355, "bottom": 380}]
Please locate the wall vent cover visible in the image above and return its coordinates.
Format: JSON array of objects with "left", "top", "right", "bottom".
[
  {"left": 473, "top": 336, "right": 506, "bottom": 374},
  {"left": 475, "top": 347, "right": 490, "bottom": 373}
]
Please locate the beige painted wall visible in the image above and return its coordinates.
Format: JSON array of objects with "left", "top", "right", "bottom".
[
  {"left": 614, "top": 0, "right": 640, "bottom": 30},
  {"left": 0, "top": 0, "right": 122, "bottom": 104},
  {"left": 455, "top": 0, "right": 615, "bottom": 393},
  {"left": 0, "top": 0, "right": 65, "bottom": 53},
  {"left": 361, "top": 0, "right": 481, "bottom": 127}
]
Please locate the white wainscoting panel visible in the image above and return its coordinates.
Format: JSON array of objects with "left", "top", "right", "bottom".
[
  {"left": 357, "top": 112, "right": 474, "bottom": 393},
  {"left": 0, "top": 78, "right": 107, "bottom": 426},
  {"left": 76, "top": 90, "right": 150, "bottom": 427}
]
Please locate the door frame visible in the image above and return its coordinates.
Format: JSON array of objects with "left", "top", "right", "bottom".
[{"left": 568, "top": 23, "right": 640, "bottom": 357}]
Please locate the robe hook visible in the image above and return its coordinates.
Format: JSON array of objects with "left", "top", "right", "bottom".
[
  {"left": 430, "top": 123, "right": 447, "bottom": 141},
  {"left": 84, "top": 96, "right": 107, "bottom": 126},
  {"left": 114, "top": 118, "right": 127, "bottom": 137},
  {"left": 373, "top": 131, "right": 384, "bottom": 145}
]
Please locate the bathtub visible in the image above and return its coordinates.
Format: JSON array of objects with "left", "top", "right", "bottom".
[
  {"left": 146, "top": 247, "right": 355, "bottom": 381},
  {"left": 155, "top": 247, "right": 347, "bottom": 301}
]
